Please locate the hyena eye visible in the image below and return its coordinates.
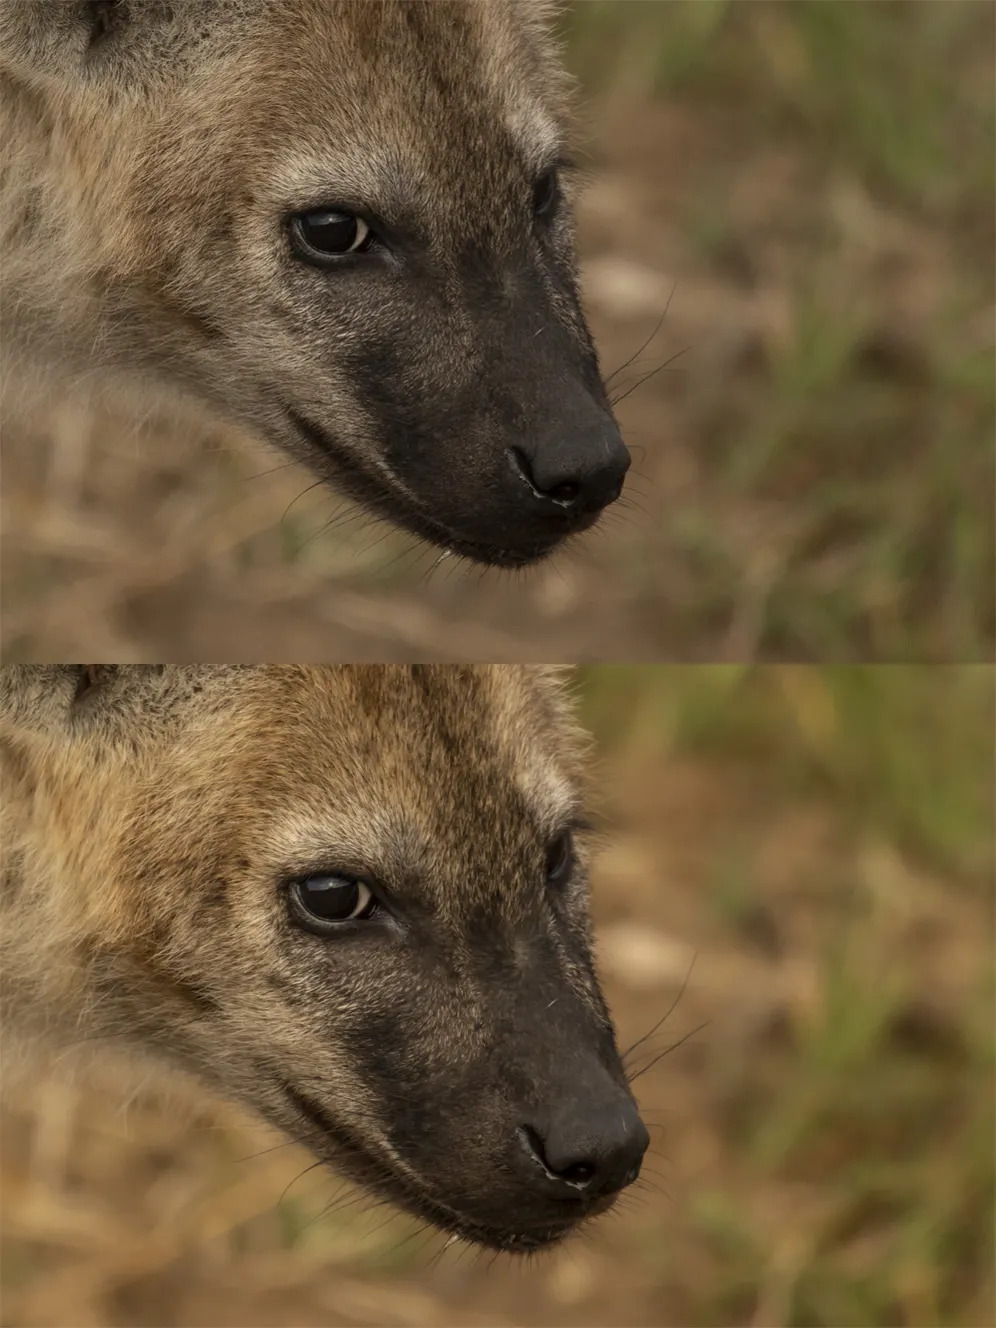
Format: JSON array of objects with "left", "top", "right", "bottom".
[
  {"left": 289, "top": 874, "right": 377, "bottom": 933},
  {"left": 545, "top": 830, "right": 574, "bottom": 886},
  {"left": 532, "top": 170, "right": 559, "bottom": 218},
  {"left": 289, "top": 210, "right": 373, "bottom": 266}
]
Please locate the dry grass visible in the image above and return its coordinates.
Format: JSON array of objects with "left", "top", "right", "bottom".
[
  {"left": 2, "top": 666, "right": 993, "bottom": 1327},
  {"left": 2, "top": 1, "right": 992, "bottom": 663}
]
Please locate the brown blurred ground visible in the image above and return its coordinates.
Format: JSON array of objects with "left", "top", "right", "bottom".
[
  {"left": 3, "top": 2, "right": 993, "bottom": 663},
  {"left": 2, "top": 667, "right": 993, "bottom": 1327}
]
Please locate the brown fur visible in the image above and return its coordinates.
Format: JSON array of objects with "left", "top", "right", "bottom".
[
  {"left": 0, "top": 665, "right": 647, "bottom": 1251},
  {"left": 1, "top": 1, "right": 629, "bottom": 567}
]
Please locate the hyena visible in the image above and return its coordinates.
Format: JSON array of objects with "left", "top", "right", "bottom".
[
  {"left": 0, "top": 665, "right": 648, "bottom": 1252},
  {"left": 0, "top": 1, "right": 629, "bottom": 567}
]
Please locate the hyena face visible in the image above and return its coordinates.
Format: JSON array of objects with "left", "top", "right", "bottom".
[
  {"left": 0, "top": 666, "right": 648, "bottom": 1251},
  {"left": 0, "top": 0, "right": 629, "bottom": 566}
]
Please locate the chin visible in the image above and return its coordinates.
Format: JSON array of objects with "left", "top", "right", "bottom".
[
  {"left": 371, "top": 492, "right": 573, "bottom": 569},
  {"left": 368, "top": 1178, "right": 586, "bottom": 1254},
  {"left": 430, "top": 529, "right": 563, "bottom": 569},
  {"left": 397, "top": 505, "right": 598, "bottom": 569},
  {"left": 450, "top": 1220, "right": 577, "bottom": 1254},
  {"left": 279, "top": 410, "right": 596, "bottom": 568},
  {"left": 413, "top": 1202, "right": 582, "bottom": 1253}
]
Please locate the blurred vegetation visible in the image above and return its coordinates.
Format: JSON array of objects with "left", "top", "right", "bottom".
[
  {"left": 567, "top": 0, "right": 995, "bottom": 661},
  {"left": 2, "top": 667, "right": 992, "bottom": 1327},
  {"left": 569, "top": 0, "right": 994, "bottom": 223},
  {"left": 581, "top": 664, "right": 995, "bottom": 879},
  {"left": 4, "top": 1, "right": 992, "bottom": 662},
  {"left": 580, "top": 664, "right": 994, "bottom": 1326}
]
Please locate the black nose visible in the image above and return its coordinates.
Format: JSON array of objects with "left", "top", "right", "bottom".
[
  {"left": 520, "top": 1096, "right": 649, "bottom": 1200},
  {"left": 509, "top": 419, "right": 630, "bottom": 515}
]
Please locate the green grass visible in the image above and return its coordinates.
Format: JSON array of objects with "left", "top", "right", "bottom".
[
  {"left": 568, "top": 0, "right": 994, "bottom": 224},
  {"left": 695, "top": 944, "right": 994, "bottom": 1325},
  {"left": 580, "top": 665, "right": 995, "bottom": 1326},
  {"left": 566, "top": 0, "right": 995, "bottom": 661},
  {"left": 580, "top": 665, "right": 994, "bottom": 879},
  {"left": 7, "top": 2, "right": 990, "bottom": 664}
]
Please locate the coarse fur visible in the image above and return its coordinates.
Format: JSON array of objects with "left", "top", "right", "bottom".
[
  {"left": 0, "top": 664, "right": 648, "bottom": 1251},
  {"left": 0, "top": 0, "right": 630, "bottom": 567}
]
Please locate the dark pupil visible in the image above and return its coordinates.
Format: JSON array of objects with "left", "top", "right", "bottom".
[
  {"left": 299, "top": 875, "right": 360, "bottom": 919},
  {"left": 300, "top": 211, "right": 359, "bottom": 254},
  {"left": 546, "top": 833, "right": 571, "bottom": 882},
  {"left": 534, "top": 171, "right": 557, "bottom": 215}
]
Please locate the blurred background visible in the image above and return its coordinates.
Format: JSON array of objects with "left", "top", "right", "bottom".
[
  {"left": 2, "top": 0, "right": 993, "bottom": 663},
  {"left": 2, "top": 665, "right": 993, "bottom": 1327}
]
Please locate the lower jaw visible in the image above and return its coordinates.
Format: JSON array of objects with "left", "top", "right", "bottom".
[
  {"left": 484, "top": 1226, "right": 577, "bottom": 1253},
  {"left": 281, "top": 410, "right": 590, "bottom": 568},
  {"left": 342, "top": 479, "right": 577, "bottom": 569},
  {"left": 431, "top": 1212, "right": 581, "bottom": 1253},
  {"left": 412, "top": 520, "right": 565, "bottom": 569},
  {"left": 278, "top": 1086, "right": 582, "bottom": 1254},
  {"left": 404, "top": 1188, "right": 597, "bottom": 1254}
]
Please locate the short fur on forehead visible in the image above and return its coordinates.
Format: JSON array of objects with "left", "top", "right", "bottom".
[{"left": 1, "top": 665, "right": 589, "bottom": 950}]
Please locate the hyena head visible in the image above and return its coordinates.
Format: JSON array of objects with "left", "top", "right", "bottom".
[
  {"left": 1, "top": 0, "right": 629, "bottom": 566},
  {"left": 0, "top": 665, "right": 648, "bottom": 1251}
]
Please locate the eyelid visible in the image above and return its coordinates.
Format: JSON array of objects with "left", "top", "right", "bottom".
[{"left": 280, "top": 860, "right": 375, "bottom": 892}]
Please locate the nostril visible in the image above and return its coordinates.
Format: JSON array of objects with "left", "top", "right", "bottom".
[
  {"left": 519, "top": 1103, "right": 649, "bottom": 1200},
  {"left": 547, "top": 479, "right": 580, "bottom": 504},
  {"left": 507, "top": 429, "right": 629, "bottom": 514},
  {"left": 560, "top": 1159, "right": 596, "bottom": 1186},
  {"left": 508, "top": 448, "right": 583, "bottom": 509},
  {"left": 508, "top": 447, "right": 574, "bottom": 507},
  {"left": 519, "top": 1125, "right": 597, "bottom": 1191}
]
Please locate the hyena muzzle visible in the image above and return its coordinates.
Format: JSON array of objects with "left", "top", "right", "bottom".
[
  {"left": 0, "top": 1, "right": 631, "bottom": 567},
  {"left": 0, "top": 664, "right": 649, "bottom": 1252}
]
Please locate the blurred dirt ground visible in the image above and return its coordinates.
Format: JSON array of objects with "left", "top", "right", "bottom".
[
  {"left": 2, "top": 1, "right": 993, "bottom": 663},
  {"left": 2, "top": 667, "right": 993, "bottom": 1328}
]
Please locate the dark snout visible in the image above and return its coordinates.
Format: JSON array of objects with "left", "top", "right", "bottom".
[
  {"left": 518, "top": 1089, "right": 649, "bottom": 1201},
  {"left": 508, "top": 416, "right": 631, "bottom": 518}
]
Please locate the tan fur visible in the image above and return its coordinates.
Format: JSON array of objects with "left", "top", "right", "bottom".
[
  {"left": 1, "top": 2, "right": 625, "bottom": 567},
  {"left": 1, "top": 663, "right": 587, "bottom": 1039},
  {"left": 1, "top": 2, "right": 571, "bottom": 356},
  {"left": 0, "top": 665, "right": 648, "bottom": 1252}
]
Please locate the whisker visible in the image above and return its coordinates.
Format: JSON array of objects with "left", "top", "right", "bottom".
[
  {"left": 628, "top": 1021, "right": 711, "bottom": 1084},
  {"left": 622, "top": 953, "right": 697, "bottom": 1065},
  {"left": 610, "top": 344, "right": 690, "bottom": 409},
  {"left": 276, "top": 1158, "right": 325, "bottom": 1206},
  {"left": 602, "top": 287, "right": 676, "bottom": 391},
  {"left": 279, "top": 478, "right": 324, "bottom": 524}
]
